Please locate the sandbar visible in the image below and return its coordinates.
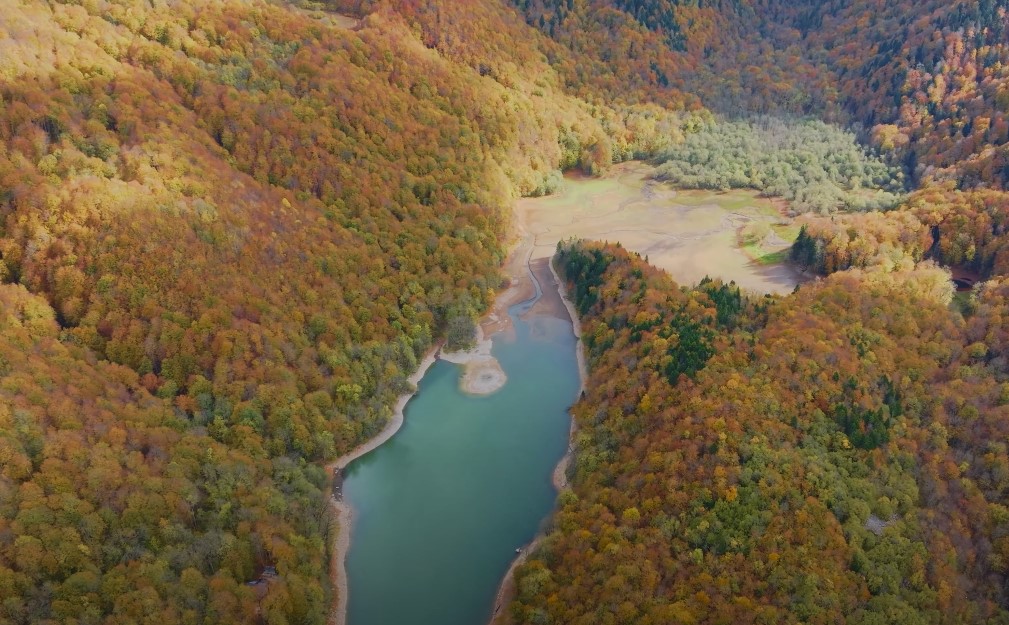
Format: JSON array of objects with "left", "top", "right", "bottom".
[{"left": 441, "top": 326, "right": 508, "bottom": 395}]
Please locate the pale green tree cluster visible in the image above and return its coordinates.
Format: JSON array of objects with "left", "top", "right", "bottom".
[{"left": 654, "top": 117, "right": 906, "bottom": 214}]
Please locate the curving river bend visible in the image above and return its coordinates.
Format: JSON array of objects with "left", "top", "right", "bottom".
[{"left": 342, "top": 269, "right": 580, "bottom": 625}]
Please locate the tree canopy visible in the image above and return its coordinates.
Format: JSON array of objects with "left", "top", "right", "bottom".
[{"left": 653, "top": 117, "right": 906, "bottom": 214}]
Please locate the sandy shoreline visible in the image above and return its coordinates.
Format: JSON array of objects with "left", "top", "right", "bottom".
[{"left": 327, "top": 347, "right": 439, "bottom": 625}]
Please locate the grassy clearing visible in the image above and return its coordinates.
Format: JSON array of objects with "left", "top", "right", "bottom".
[
  {"left": 951, "top": 291, "right": 975, "bottom": 317},
  {"left": 772, "top": 223, "right": 802, "bottom": 241},
  {"left": 674, "top": 189, "right": 780, "bottom": 213},
  {"left": 750, "top": 248, "right": 790, "bottom": 265}
]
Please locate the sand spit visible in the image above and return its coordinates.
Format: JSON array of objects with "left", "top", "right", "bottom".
[{"left": 440, "top": 326, "right": 508, "bottom": 395}]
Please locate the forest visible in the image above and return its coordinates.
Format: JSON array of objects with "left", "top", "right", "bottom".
[
  {"left": 509, "top": 242, "right": 1008, "bottom": 625},
  {"left": 2, "top": 0, "right": 1009, "bottom": 624}
]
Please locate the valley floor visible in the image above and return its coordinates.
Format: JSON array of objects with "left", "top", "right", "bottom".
[{"left": 516, "top": 161, "right": 804, "bottom": 295}]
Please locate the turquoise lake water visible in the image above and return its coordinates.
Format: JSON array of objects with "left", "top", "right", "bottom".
[{"left": 344, "top": 295, "right": 580, "bottom": 625}]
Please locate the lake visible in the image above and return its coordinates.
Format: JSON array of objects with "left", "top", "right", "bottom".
[{"left": 344, "top": 291, "right": 580, "bottom": 625}]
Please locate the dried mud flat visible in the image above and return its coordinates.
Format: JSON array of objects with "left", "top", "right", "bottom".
[{"left": 515, "top": 161, "right": 803, "bottom": 295}]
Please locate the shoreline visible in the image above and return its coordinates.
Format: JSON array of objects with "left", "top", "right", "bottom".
[
  {"left": 327, "top": 346, "right": 439, "bottom": 625},
  {"left": 487, "top": 254, "right": 588, "bottom": 625},
  {"left": 327, "top": 201, "right": 538, "bottom": 625},
  {"left": 547, "top": 256, "right": 586, "bottom": 492}
]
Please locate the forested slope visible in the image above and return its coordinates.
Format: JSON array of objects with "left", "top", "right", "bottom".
[
  {"left": 510, "top": 0, "right": 836, "bottom": 116},
  {"left": 521, "top": 0, "right": 1009, "bottom": 282},
  {"left": 513, "top": 1, "right": 1009, "bottom": 287},
  {"left": 516, "top": 0, "right": 1009, "bottom": 187},
  {"left": 777, "top": 1, "right": 1009, "bottom": 283},
  {"left": 793, "top": 0, "right": 1009, "bottom": 189},
  {"left": 509, "top": 243, "right": 1009, "bottom": 624}
]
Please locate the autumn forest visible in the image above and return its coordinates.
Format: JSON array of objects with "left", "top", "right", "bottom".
[{"left": 2, "top": 0, "right": 1009, "bottom": 624}]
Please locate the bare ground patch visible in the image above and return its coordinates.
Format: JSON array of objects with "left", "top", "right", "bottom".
[{"left": 515, "top": 161, "right": 805, "bottom": 295}]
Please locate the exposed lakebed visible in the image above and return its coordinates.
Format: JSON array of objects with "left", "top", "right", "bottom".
[
  {"left": 342, "top": 283, "right": 580, "bottom": 625},
  {"left": 517, "top": 161, "right": 803, "bottom": 295}
]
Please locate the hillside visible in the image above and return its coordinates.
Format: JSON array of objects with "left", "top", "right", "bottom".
[
  {"left": 515, "top": 0, "right": 1009, "bottom": 280},
  {"left": 515, "top": 0, "right": 1009, "bottom": 191},
  {"left": 509, "top": 243, "right": 1009, "bottom": 624}
]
